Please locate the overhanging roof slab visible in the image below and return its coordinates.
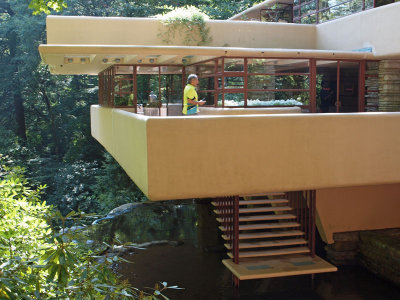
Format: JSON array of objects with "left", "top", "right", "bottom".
[{"left": 39, "top": 44, "right": 374, "bottom": 75}]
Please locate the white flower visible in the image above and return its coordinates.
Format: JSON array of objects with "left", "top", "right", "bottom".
[{"left": 218, "top": 99, "right": 303, "bottom": 106}]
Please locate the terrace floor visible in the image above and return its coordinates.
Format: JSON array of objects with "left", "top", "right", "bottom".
[{"left": 223, "top": 254, "right": 337, "bottom": 280}]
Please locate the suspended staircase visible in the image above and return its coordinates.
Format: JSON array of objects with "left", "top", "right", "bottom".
[{"left": 212, "top": 192, "right": 337, "bottom": 286}]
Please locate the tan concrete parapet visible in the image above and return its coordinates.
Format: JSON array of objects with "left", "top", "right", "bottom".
[
  {"left": 46, "top": 15, "right": 316, "bottom": 49},
  {"left": 316, "top": 184, "right": 400, "bottom": 244},
  {"left": 41, "top": 3, "right": 400, "bottom": 75},
  {"left": 91, "top": 106, "right": 400, "bottom": 245},
  {"left": 91, "top": 105, "right": 400, "bottom": 201},
  {"left": 316, "top": 2, "right": 400, "bottom": 58},
  {"left": 199, "top": 107, "right": 302, "bottom": 115}
]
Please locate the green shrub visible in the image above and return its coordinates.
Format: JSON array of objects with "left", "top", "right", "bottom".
[
  {"left": 0, "top": 156, "right": 176, "bottom": 299},
  {"left": 158, "top": 6, "right": 212, "bottom": 46}
]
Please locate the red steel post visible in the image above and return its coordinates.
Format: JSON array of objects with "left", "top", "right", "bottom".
[
  {"left": 233, "top": 195, "right": 239, "bottom": 264},
  {"left": 358, "top": 61, "right": 366, "bottom": 112}
]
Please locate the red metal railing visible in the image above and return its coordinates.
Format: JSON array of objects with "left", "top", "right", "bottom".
[
  {"left": 286, "top": 190, "right": 316, "bottom": 257},
  {"left": 98, "top": 57, "right": 367, "bottom": 114},
  {"left": 214, "top": 196, "right": 240, "bottom": 263},
  {"left": 293, "top": 0, "right": 375, "bottom": 24}
]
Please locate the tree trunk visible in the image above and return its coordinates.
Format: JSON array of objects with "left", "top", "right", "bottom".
[
  {"left": 5, "top": 2, "right": 27, "bottom": 142},
  {"left": 8, "top": 26, "right": 27, "bottom": 142},
  {"left": 13, "top": 90, "right": 27, "bottom": 142},
  {"left": 40, "top": 87, "right": 59, "bottom": 156}
]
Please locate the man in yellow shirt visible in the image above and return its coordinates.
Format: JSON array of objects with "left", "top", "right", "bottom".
[{"left": 183, "top": 74, "right": 205, "bottom": 115}]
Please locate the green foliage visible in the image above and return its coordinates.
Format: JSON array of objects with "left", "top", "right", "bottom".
[
  {"left": 93, "top": 153, "right": 147, "bottom": 214},
  {"left": 0, "top": 0, "right": 261, "bottom": 221},
  {"left": 200, "top": 0, "right": 261, "bottom": 20},
  {"left": 158, "top": 6, "right": 212, "bottom": 46},
  {"left": 0, "top": 157, "right": 177, "bottom": 299},
  {"left": 28, "top": 0, "right": 67, "bottom": 15},
  {"left": 146, "top": 102, "right": 161, "bottom": 108}
]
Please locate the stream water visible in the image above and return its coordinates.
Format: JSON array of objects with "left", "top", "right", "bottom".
[{"left": 93, "top": 200, "right": 400, "bottom": 299}]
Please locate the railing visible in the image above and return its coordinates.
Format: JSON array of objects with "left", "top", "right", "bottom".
[
  {"left": 214, "top": 196, "right": 240, "bottom": 264},
  {"left": 293, "top": 0, "right": 375, "bottom": 24},
  {"left": 286, "top": 190, "right": 316, "bottom": 257},
  {"left": 260, "top": 3, "right": 293, "bottom": 23}
]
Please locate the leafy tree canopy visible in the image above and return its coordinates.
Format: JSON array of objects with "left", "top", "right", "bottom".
[
  {"left": 0, "top": 0, "right": 260, "bottom": 217},
  {"left": 28, "top": 0, "right": 67, "bottom": 15}
]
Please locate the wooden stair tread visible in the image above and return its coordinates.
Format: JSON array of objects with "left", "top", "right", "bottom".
[
  {"left": 212, "top": 199, "right": 289, "bottom": 206},
  {"left": 219, "top": 222, "right": 300, "bottom": 231},
  {"left": 214, "top": 207, "right": 292, "bottom": 215},
  {"left": 222, "top": 230, "right": 305, "bottom": 240},
  {"left": 239, "top": 206, "right": 292, "bottom": 213},
  {"left": 240, "top": 192, "right": 285, "bottom": 197},
  {"left": 227, "top": 246, "right": 310, "bottom": 258},
  {"left": 217, "top": 214, "right": 296, "bottom": 223},
  {"left": 239, "top": 199, "right": 289, "bottom": 205},
  {"left": 224, "top": 238, "right": 307, "bottom": 250},
  {"left": 222, "top": 255, "right": 337, "bottom": 280}
]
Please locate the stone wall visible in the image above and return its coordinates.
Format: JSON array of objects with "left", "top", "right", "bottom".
[
  {"left": 326, "top": 228, "right": 400, "bottom": 286},
  {"left": 325, "top": 231, "right": 360, "bottom": 266},
  {"left": 379, "top": 60, "right": 400, "bottom": 112},
  {"left": 365, "top": 61, "right": 379, "bottom": 111},
  {"left": 359, "top": 229, "right": 400, "bottom": 286}
]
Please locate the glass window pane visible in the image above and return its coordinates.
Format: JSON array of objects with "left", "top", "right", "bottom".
[
  {"left": 220, "top": 93, "right": 245, "bottom": 106},
  {"left": 185, "top": 66, "right": 196, "bottom": 75},
  {"left": 316, "top": 60, "right": 337, "bottom": 112},
  {"left": 199, "top": 77, "right": 215, "bottom": 90},
  {"left": 224, "top": 76, "right": 244, "bottom": 89},
  {"left": 114, "top": 94, "right": 134, "bottom": 106},
  {"left": 136, "top": 74, "right": 159, "bottom": 104},
  {"left": 319, "top": 0, "right": 331, "bottom": 9},
  {"left": 160, "top": 66, "right": 183, "bottom": 74},
  {"left": 248, "top": 59, "right": 309, "bottom": 73},
  {"left": 198, "top": 91, "right": 215, "bottom": 106},
  {"left": 301, "top": 14, "right": 317, "bottom": 24},
  {"left": 218, "top": 93, "right": 223, "bottom": 107},
  {"left": 114, "top": 65, "right": 134, "bottom": 75},
  {"left": 260, "top": 5, "right": 293, "bottom": 23},
  {"left": 247, "top": 91, "right": 308, "bottom": 106},
  {"left": 217, "top": 59, "right": 223, "bottom": 73},
  {"left": 137, "top": 66, "right": 159, "bottom": 74},
  {"left": 248, "top": 75, "right": 309, "bottom": 90},
  {"left": 114, "top": 80, "right": 134, "bottom": 93},
  {"left": 196, "top": 60, "right": 216, "bottom": 76},
  {"left": 365, "top": 0, "right": 374, "bottom": 9},
  {"left": 224, "top": 58, "right": 244, "bottom": 72},
  {"left": 301, "top": 1, "right": 316, "bottom": 14},
  {"left": 160, "top": 74, "right": 183, "bottom": 104},
  {"left": 319, "top": 0, "right": 363, "bottom": 23}
]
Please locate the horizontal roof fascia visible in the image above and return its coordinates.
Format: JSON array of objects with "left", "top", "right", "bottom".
[{"left": 39, "top": 44, "right": 375, "bottom": 75}]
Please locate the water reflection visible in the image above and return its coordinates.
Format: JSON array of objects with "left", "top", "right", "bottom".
[
  {"left": 117, "top": 243, "right": 400, "bottom": 300},
  {"left": 91, "top": 200, "right": 198, "bottom": 245},
  {"left": 91, "top": 200, "right": 400, "bottom": 299}
]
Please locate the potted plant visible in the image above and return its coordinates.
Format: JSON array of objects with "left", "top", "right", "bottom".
[{"left": 143, "top": 100, "right": 161, "bottom": 116}]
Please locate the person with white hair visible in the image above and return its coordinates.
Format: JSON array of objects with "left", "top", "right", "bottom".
[{"left": 182, "top": 74, "right": 205, "bottom": 115}]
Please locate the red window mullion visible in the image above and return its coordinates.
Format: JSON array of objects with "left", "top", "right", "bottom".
[
  {"left": 133, "top": 66, "right": 137, "bottom": 113},
  {"left": 222, "top": 57, "right": 225, "bottom": 107},
  {"left": 336, "top": 61, "right": 340, "bottom": 113},
  {"left": 310, "top": 59, "right": 317, "bottom": 113},
  {"left": 358, "top": 61, "right": 366, "bottom": 112},
  {"left": 244, "top": 58, "right": 248, "bottom": 107}
]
